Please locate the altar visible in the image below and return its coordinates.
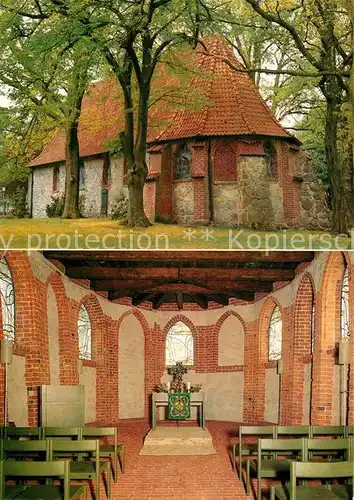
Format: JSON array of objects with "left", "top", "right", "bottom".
[{"left": 151, "top": 391, "right": 206, "bottom": 430}]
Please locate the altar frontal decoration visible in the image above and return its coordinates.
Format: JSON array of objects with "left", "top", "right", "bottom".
[{"left": 168, "top": 393, "right": 191, "bottom": 420}]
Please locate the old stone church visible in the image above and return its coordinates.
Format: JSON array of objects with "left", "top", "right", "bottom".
[{"left": 29, "top": 37, "right": 329, "bottom": 229}]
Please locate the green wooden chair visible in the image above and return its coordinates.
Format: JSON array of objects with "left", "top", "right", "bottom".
[
  {"left": 42, "top": 427, "right": 81, "bottom": 440},
  {"left": 246, "top": 438, "right": 305, "bottom": 499},
  {"left": 81, "top": 427, "right": 124, "bottom": 481},
  {"left": 275, "top": 426, "right": 311, "bottom": 437},
  {"left": 50, "top": 439, "right": 111, "bottom": 500},
  {"left": 1, "top": 439, "right": 50, "bottom": 461},
  {"left": 0, "top": 459, "right": 86, "bottom": 500},
  {"left": 310, "top": 426, "right": 347, "bottom": 438},
  {"left": 305, "top": 438, "right": 351, "bottom": 461},
  {"left": 270, "top": 460, "right": 354, "bottom": 499},
  {"left": 232, "top": 425, "right": 276, "bottom": 479},
  {"left": 4, "top": 427, "right": 42, "bottom": 440}
]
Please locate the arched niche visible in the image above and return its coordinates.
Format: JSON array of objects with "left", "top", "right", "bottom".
[
  {"left": 218, "top": 313, "right": 244, "bottom": 366},
  {"left": 119, "top": 313, "right": 145, "bottom": 419}
]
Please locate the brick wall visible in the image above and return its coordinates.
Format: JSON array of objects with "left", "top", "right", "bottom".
[{"left": 0, "top": 251, "right": 352, "bottom": 427}]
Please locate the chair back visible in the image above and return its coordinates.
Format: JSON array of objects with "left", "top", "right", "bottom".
[
  {"left": 0, "top": 459, "right": 70, "bottom": 500},
  {"left": 81, "top": 427, "right": 116, "bottom": 438},
  {"left": 239, "top": 425, "right": 276, "bottom": 439},
  {"left": 50, "top": 438, "right": 100, "bottom": 463},
  {"left": 310, "top": 425, "right": 346, "bottom": 437},
  {"left": 4, "top": 427, "right": 41, "bottom": 439},
  {"left": 42, "top": 427, "right": 81, "bottom": 439},
  {"left": 290, "top": 460, "right": 354, "bottom": 499},
  {"left": 305, "top": 437, "right": 350, "bottom": 460},
  {"left": 258, "top": 438, "right": 305, "bottom": 460},
  {"left": 276, "top": 426, "right": 311, "bottom": 437},
  {"left": 1, "top": 439, "right": 50, "bottom": 460}
]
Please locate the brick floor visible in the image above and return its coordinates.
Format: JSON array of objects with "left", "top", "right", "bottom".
[{"left": 103, "top": 420, "right": 253, "bottom": 500}]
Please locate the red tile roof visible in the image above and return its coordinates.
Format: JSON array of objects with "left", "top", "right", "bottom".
[{"left": 30, "top": 37, "right": 293, "bottom": 167}]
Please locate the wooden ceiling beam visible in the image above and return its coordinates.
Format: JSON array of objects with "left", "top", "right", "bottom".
[
  {"left": 152, "top": 294, "right": 166, "bottom": 310},
  {"left": 176, "top": 292, "right": 183, "bottom": 310},
  {"left": 132, "top": 293, "right": 156, "bottom": 307},
  {"left": 187, "top": 294, "right": 208, "bottom": 310},
  {"left": 44, "top": 250, "right": 314, "bottom": 263},
  {"left": 70, "top": 267, "right": 295, "bottom": 282}
]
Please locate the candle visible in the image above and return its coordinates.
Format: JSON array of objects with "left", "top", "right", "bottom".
[
  {"left": 167, "top": 382, "right": 170, "bottom": 392},
  {"left": 187, "top": 381, "right": 191, "bottom": 391}
]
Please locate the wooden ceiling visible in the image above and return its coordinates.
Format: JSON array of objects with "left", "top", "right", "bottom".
[{"left": 43, "top": 251, "right": 314, "bottom": 309}]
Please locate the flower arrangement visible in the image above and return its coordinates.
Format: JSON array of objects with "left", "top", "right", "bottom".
[
  {"left": 153, "top": 383, "right": 169, "bottom": 393},
  {"left": 190, "top": 384, "right": 202, "bottom": 393}
]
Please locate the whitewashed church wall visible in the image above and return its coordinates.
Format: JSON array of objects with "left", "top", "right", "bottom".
[
  {"left": 108, "top": 156, "right": 125, "bottom": 215},
  {"left": 8, "top": 355, "right": 28, "bottom": 426},
  {"left": 80, "top": 158, "right": 103, "bottom": 217},
  {"left": 32, "top": 165, "right": 64, "bottom": 218},
  {"left": 78, "top": 363, "right": 97, "bottom": 424}
]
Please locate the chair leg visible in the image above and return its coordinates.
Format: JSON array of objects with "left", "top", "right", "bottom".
[
  {"left": 257, "top": 470, "right": 261, "bottom": 500},
  {"left": 232, "top": 444, "right": 236, "bottom": 472},
  {"left": 119, "top": 447, "right": 125, "bottom": 473},
  {"left": 107, "top": 466, "right": 111, "bottom": 499},
  {"left": 270, "top": 486, "right": 275, "bottom": 500},
  {"left": 246, "top": 459, "right": 250, "bottom": 496}
]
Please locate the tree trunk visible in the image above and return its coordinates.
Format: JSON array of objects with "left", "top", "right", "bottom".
[
  {"left": 127, "top": 80, "right": 151, "bottom": 227},
  {"left": 127, "top": 160, "right": 151, "bottom": 226},
  {"left": 324, "top": 90, "right": 350, "bottom": 234},
  {"left": 62, "top": 121, "right": 81, "bottom": 219}
]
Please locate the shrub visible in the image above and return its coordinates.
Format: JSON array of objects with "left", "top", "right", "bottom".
[
  {"left": 9, "top": 185, "right": 29, "bottom": 218},
  {"left": 46, "top": 195, "right": 65, "bottom": 217},
  {"left": 110, "top": 191, "right": 128, "bottom": 223}
]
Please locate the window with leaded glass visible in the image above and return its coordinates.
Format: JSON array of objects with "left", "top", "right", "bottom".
[
  {"left": 78, "top": 304, "right": 92, "bottom": 360},
  {"left": 166, "top": 321, "right": 193, "bottom": 366},
  {"left": 0, "top": 256, "right": 15, "bottom": 342},
  {"left": 175, "top": 144, "right": 192, "bottom": 179},
  {"left": 268, "top": 305, "right": 282, "bottom": 361},
  {"left": 340, "top": 265, "right": 350, "bottom": 340}
]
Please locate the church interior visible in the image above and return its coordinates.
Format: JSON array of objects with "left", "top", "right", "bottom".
[{"left": 0, "top": 249, "right": 353, "bottom": 499}]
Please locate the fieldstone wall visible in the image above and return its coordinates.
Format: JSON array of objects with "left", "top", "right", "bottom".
[
  {"left": 173, "top": 181, "right": 194, "bottom": 224},
  {"left": 213, "top": 182, "right": 239, "bottom": 226},
  {"left": 294, "top": 152, "right": 331, "bottom": 230},
  {"left": 32, "top": 164, "right": 65, "bottom": 218},
  {"left": 238, "top": 156, "right": 284, "bottom": 229}
]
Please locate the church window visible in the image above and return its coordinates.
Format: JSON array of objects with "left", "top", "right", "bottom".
[
  {"left": 340, "top": 265, "right": 350, "bottom": 340},
  {"left": 175, "top": 144, "right": 192, "bottom": 179},
  {"left": 78, "top": 304, "right": 92, "bottom": 360},
  {"left": 79, "top": 160, "right": 86, "bottom": 188},
  {"left": 0, "top": 256, "right": 15, "bottom": 342},
  {"left": 264, "top": 140, "right": 277, "bottom": 176},
  {"left": 53, "top": 166, "right": 59, "bottom": 192},
  {"left": 268, "top": 305, "right": 282, "bottom": 361},
  {"left": 166, "top": 321, "right": 194, "bottom": 366},
  {"left": 102, "top": 154, "right": 111, "bottom": 186}
]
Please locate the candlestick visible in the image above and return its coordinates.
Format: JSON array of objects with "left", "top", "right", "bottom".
[
  {"left": 167, "top": 382, "right": 170, "bottom": 392},
  {"left": 187, "top": 381, "right": 191, "bottom": 392}
]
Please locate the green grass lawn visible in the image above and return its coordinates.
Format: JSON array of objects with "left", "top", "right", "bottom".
[{"left": 0, "top": 218, "right": 350, "bottom": 250}]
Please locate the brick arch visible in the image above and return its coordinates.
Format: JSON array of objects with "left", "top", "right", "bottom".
[
  {"left": 117, "top": 308, "right": 150, "bottom": 335},
  {"left": 213, "top": 140, "right": 237, "bottom": 182},
  {"left": 215, "top": 310, "right": 246, "bottom": 367},
  {"left": 46, "top": 272, "right": 76, "bottom": 385},
  {"left": 254, "top": 297, "right": 283, "bottom": 421},
  {"left": 215, "top": 309, "right": 247, "bottom": 334},
  {"left": 118, "top": 308, "right": 149, "bottom": 420},
  {"left": 163, "top": 314, "right": 198, "bottom": 340},
  {"left": 290, "top": 272, "right": 316, "bottom": 424},
  {"left": 77, "top": 293, "right": 105, "bottom": 360},
  {"left": 258, "top": 297, "right": 283, "bottom": 363},
  {"left": 312, "top": 252, "right": 350, "bottom": 424}
]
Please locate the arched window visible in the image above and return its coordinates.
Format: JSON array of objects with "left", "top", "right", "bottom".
[
  {"left": 0, "top": 256, "right": 15, "bottom": 342},
  {"left": 175, "top": 143, "right": 191, "bottom": 179},
  {"left": 166, "top": 321, "right": 193, "bottom": 366},
  {"left": 78, "top": 304, "right": 92, "bottom": 360},
  {"left": 268, "top": 305, "right": 282, "bottom": 361},
  {"left": 340, "top": 265, "right": 350, "bottom": 339}
]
